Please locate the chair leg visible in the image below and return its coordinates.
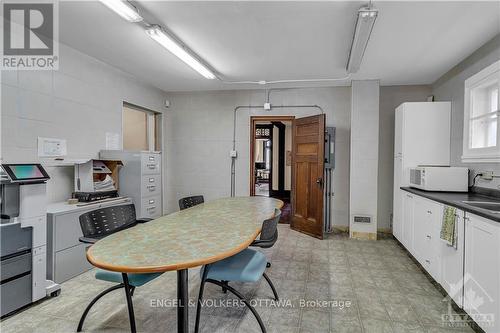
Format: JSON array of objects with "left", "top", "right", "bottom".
[
  {"left": 221, "top": 280, "right": 228, "bottom": 293},
  {"left": 122, "top": 274, "right": 137, "bottom": 333},
  {"left": 130, "top": 286, "right": 136, "bottom": 297},
  {"left": 195, "top": 266, "right": 210, "bottom": 333},
  {"left": 206, "top": 279, "right": 266, "bottom": 333},
  {"left": 77, "top": 284, "right": 124, "bottom": 332},
  {"left": 263, "top": 273, "right": 279, "bottom": 301}
]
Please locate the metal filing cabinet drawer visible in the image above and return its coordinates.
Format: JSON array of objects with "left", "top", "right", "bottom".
[
  {"left": 141, "top": 153, "right": 161, "bottom": 175},
  {"left": 140, "top": 196, "right": 161, "bottom": 219},
  {"left": 54, "top": 244, "right": 93, "bottom": 283},
  {"left": 141, "top": 175, "right": 161, "bottom": 198}
]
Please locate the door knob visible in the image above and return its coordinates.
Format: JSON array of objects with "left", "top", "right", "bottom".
[{"left": 316, "top": 178, "right": 323, "bottom": 187}]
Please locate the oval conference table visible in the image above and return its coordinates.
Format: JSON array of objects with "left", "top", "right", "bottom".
[{"left": 86, "top": 196, "right": 283, "bottom": 333}]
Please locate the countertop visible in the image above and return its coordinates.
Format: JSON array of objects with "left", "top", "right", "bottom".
[{"left": 401, "top": 187, "right": 500, "bottom": 223}]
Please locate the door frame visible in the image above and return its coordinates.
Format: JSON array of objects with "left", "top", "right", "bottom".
[{"left": 249, "top": 116, "right": 295, "bottom": 196}]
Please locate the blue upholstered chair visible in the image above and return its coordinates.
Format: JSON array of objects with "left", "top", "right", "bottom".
[
  {"left": 77, "top": 204, "right": 162, "bottom": 333},
  {"left": 194, "top": 209, "right": 281, "bottom": 333}
]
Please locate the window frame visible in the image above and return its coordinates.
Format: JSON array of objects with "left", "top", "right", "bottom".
[
  {"left": 122, "top": 102, "right": 161, "bottom": 152},
  {"left": 462, "top": 60, "right": 500, "bottom": 163}
]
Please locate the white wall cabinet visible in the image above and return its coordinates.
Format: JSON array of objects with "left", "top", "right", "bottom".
[{"left": 464, "top": 213, "right": 500, "bottom": 333}]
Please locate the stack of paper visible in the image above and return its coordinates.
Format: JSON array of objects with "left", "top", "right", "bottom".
[{"left": 94, "top": 175, "right": 116, "bottom": 192}]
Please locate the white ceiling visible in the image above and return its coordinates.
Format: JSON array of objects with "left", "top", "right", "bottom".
[{"left": 59, "top": 1, "right": 500, "bottom": 92}]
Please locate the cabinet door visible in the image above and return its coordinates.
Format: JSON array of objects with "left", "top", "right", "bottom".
[
  {"left": 441, "top": 209, "right": 464, "bottom": 308},
  {"left": 464, "top": 214, "right": 500, "bottom": 332},
  {"left": 402, "top": 193, "right": 414, "bottom": 252},
  {"left": 412, "top": 196, "right": 429, "bottom": 265},
  {"left": 427, "top": 200, "right": 444, "bottom": 283},
  {"left": 393, "top": 187, "right": 403, "bottom": 241}
]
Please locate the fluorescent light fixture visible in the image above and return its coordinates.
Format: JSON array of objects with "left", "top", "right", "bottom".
[
  {"left": 99, "top": 0, "right": 143, "bottom": 23},
  {"left": 146, "top": 26, "right": 216, "bottom": 79},
  {"left": 346, "top": 6, "right": 378, "bottom": 73}
]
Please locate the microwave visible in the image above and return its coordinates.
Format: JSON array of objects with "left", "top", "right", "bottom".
[{"left": 409, "top": 167, "right": 469, "bottom": 192}]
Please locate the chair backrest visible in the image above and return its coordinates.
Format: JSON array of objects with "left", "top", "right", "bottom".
[
  {"left": 179, "top": 195, "right": 204, "bottom": 210},
  {"left": 79, "top": 204, "right": 137, "bottom": 240},
  {"left": 252, "top": 208, "right": 281, "bottom": 248}
]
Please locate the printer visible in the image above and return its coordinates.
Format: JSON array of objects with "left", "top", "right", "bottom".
[{"left": 0, "top": 164, "right": 60, "bottom": 317}]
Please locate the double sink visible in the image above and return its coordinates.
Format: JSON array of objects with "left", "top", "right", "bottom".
[{"left": 462, "top": 200, "right": 500, "bottom": 213}]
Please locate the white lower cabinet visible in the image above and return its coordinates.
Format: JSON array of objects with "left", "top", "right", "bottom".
[
  {"left": 440, "top": 209, "right": 465, "bottom": 308},
  {"left": 412, "top": 196, "right": 442, "bottom": 283},
  {"left": 399, "top": 191, "right": 500, "bottom": 332},
  {"left": 464, "top": 213, "right": 500, "bottom": 333},
  {"left": 402, "top": 192, "right": 415, "bottom": 252}
]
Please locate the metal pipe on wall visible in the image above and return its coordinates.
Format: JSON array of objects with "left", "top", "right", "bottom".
[{"left": 231, "top": 104, "right": 325, "bottom": 197}]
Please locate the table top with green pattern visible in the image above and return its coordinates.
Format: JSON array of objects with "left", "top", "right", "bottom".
[{"left": 87, "top": 196, "right": 283, "bottom": 273}]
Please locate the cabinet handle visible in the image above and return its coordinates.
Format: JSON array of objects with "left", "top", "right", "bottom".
[
  {"left": 147, "top": 206, "right": 156, "bottom": 211},
  {"left": 427, "top": 210, "right": 432, "bottom": 214},
  {"left": 425, "top": 259, "right": 430, "bottom": 264},
  {"left": 147, "top": 185, "right": 156, "bottom": 191},
  {"left": 426, "top": 235, "right": 431, "bottom": 239},
  {"left": 147, "top": 163, "right": 156, "bottom": 169}
]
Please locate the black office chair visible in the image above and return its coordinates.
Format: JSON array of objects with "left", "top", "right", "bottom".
[
  {"left": 250, "top": 214, "right": 278, "bottom": 268},
  {"left": 179, "top": 195, "right": 204, "bottom": 210},
  {"left": 77, "top": 204, "right": 162, "bottom": 333},
  {"left": 195, "top": 209, "right": 281, "bottom": 333}
]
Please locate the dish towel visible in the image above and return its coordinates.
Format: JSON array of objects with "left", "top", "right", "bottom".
[{"left": 440, "top": 206, "right": 457, "bottom": 247}]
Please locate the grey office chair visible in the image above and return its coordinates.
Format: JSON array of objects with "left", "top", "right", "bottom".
[
  {"left": 194, "top": 209, "right": 281, "bottom": 333},
  {"left": 77, "top": 204, "right": 161, "bottom": 333},
  {"left": 179, "top": 195, "right": 204, "bottom": 210}
]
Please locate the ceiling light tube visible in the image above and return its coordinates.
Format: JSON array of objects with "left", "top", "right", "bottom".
[
  {"left": 146, "top": 26, "right": 216, "bottom": 79},
  {"left": 99, "top": 0, "right": 143, "bottom": 23},
  {"left": 346, "top": 6, "right": 378, "bottom": 74}
]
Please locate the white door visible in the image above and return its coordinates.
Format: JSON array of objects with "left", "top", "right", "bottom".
[
  {"left": 464, "top": 213, "right": 500, "bottom": 332},
  {"left": 441, "top": 209, "right": 464, "bottom": 308},
  {"left": 402, "top": 192, "right": 414, "bottom": 252}
]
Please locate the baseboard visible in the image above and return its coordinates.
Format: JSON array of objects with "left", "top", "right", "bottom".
[{"left": 351, "top": 231, "right": 378, "bottom": 240}]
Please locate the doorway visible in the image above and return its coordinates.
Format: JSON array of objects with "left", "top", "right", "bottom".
[{"left": 250, "top": 116, "right": 295, "bottom": 223}]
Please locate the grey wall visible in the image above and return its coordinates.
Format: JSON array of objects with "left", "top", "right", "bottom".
[
  {"left": 432, "top": 34, "right": 500, "bottom": 190},
  {"left": 378, "top": 85, "right": 433, "bottom": 230},
  {"left": 1, "top": 43, "right": 167, "bottom": 203},
  {"left": 164, "top": 87, "right": 352, "bottom": 227}
]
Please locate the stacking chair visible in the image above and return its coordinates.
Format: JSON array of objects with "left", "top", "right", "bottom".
[
  {"left": 178, "top": 195, "right": 204, "bottom": 210},
  {"left": 194, "top": 209, "right": 281, "bottom": 333},
  {"left": 250, "top": 214, "right": 278, "bottom": 268},
  {"left": 77, "top": 204, "right": 162, "bottom": 333}
]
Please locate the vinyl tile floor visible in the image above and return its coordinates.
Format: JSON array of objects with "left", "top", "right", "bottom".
[{"left": 1, "top": 225, "right": 476, "bottom": 333}]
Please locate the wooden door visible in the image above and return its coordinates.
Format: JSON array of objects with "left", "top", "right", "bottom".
[{"left": 291, "top": 114, "right": 325, "bottom": 239}]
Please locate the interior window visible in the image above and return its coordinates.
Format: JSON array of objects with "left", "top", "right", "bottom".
[
  {"left": 123, "top": 103, "right": 160, "bottom": 151},
  {"left": 463, "top": 60, "right": 500, "bottom": 162}
]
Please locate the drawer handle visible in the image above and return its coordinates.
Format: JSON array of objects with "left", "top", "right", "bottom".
[
  {"left": 149, "top": 156, "right": 155, "bottom": 161},
  {"left": 425, "top": 259, "right": 430, "bottom": 264},
  {"left": 147, "top": 206, "right": 156, "bottom": 211},
  {"left": 427, "top": 210, "right": 432, "bottom": 214},
  {"left": 147, "top": 164, "right": 156, "bottom": 169},
  {"left": 149, "top": 178, "right": 155, "bottom": 183},
  {"left": 147, "top": 185, "right": 156, "bottom": 191},
  {"left": 426, "top": 235, "right": 431, "bottom": 239}
]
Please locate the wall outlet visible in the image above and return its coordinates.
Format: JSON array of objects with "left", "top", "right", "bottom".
[
  {"left": 480, "top": 171, "right": 494, "bottom": 180},
  {"left": 229, "top": 150, "right": 238, "bottom": 158},
  {"left": 264, "top": 102, "right": 272, "bottom": 110}
]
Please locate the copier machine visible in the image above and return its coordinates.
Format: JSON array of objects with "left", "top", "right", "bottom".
[{"left": 0, "top": 164, "right": 60, "bottom": 317}]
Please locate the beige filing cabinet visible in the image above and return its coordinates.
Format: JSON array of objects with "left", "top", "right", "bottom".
[
  {"left": 100, "top": 151, "right": 162, "bottom": 219},
  {"left": 46, "top": 198, "right": 132, "bottom": 283}
]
